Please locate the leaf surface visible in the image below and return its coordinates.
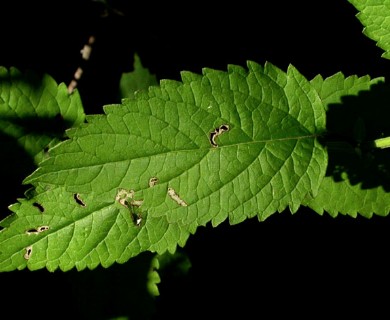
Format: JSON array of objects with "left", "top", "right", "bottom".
[
  {"left": 304, "top": 72, "right": 390, "bottom": 217},
  {"left": 0, "top": 61, "right": 327, "bottom": 271},
  {"left": 0, "top": 66, "right": 85, "bottom": 223},
  {"left": 0, "top": 67, "right": 85, "bottom": 163},
  {"left": 349, "top": 0, "right": 390, "bottom": 59},
  {"left": 119, "top": 53, "right": 158, "bottom": 99}
]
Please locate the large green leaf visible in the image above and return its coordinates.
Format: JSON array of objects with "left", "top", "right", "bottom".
[
  {"left": 349, "top": 0, "right": 390, "bottom": 59},
  {"left": 0, "top": 61, "right": 327, "bottom": 271}
]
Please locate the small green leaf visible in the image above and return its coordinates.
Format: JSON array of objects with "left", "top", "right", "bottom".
[
  {"left": 0, "top": 61, "right": 327, "bottom": 271},
  {"left": 119, "top": 53, "right": 158, "bottom": 100},
  {"left": 349, "top": 0, "right": 390, "bottom": 59}
]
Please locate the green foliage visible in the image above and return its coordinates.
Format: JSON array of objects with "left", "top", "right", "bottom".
[
  {"left": 0, "top": 2, "right": 390, "bottom": 317},
  {"left": 0, "top": 67, "right": 85, "bottom": 163},
  {"left": 349, "top": 0, "right": 390, "bottom": 59},
  {"left": 0, "top": 61, "right": 331, "bottom": 272},
  {"left": 0, "top": 67, "right": 86, "bottom": 224},
  {"left": 303, "top": 72, "right": 390, "bottom": 217},
  {"left": 1, "top": 0, "right": 390, "bottom": 272},
  {"left": 119, "top": 53, "right": 158, "bottom": 99}
]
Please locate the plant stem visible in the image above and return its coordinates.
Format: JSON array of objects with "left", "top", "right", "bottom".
[{"left": 372, "top": 136, "right": 390, "bottom": 149}]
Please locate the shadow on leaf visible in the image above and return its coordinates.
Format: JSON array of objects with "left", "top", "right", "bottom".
[
  {"left": 0, "top": 115, "right": 76, "bottom": 221},
  {"left": 0, "top": 114, "right": 74, "bottom": 138},
  {"left": 323, "top": 81, "right": 390, "bottom": 191},
  {"left": 0, "top": 132, "right": 34, "bottom": 220}
]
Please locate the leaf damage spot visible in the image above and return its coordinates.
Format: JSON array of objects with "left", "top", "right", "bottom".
[
  {"left": 131, "top": 199, "right": 144, "bottom": 207},
  {"left": 115, "top": 188, "right": 144, "bottom": 226},
  {"left": 74, "top": 193, "right": 86, "bottom": 207},
  {"left": 24, "top": 246, "right": 32, "bottom": 260},
  {"left": 32, "top": 202, "right": 45, "bottom": 213},
  {"left": 209, "top": 124, "right": 230, "bottom": 147},
  {"left": 134, "top": 213, "right": 143, "bottom": 227},
  {"left": 167, "top": 187, "right": 188, "bottom": 207},
  {"left": 149, "top": 177, "right": 159, "bottom": 188},
  {"left": 26, "top": 226, "right": 50, "bottom": 235},
  {"left": 116, "top": 188, "right": 135, "bottom": 207}
]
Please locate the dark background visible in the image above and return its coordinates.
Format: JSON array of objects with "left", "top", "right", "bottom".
[{"left": 1, "top": 0, "right": 390, "bottom": 319}]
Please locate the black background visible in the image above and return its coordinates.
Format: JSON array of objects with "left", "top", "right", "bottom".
[{"left": 1, "top": 0, "right": 390, "bottom": 319}]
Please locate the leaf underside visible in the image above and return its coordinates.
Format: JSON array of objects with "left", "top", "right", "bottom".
[{"left": 0, "top": 61, "right": 328, "bottom": 271}]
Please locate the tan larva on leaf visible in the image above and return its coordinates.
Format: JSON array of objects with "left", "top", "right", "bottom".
[
  {"left": 115, "top": 188, "right": 144, "bottom": 226},
  {"left": 167, "top": 187, "right": 188, "bottom": 207},
  {"left": 74, "top": 193, "right": 86, "bottom": 207},
  {"left": 26, "top": 226, "right": 49, "bottom": 235},
  {"left": 149, "top": 177, "right": 159, "bottom": 187},
  {"left": 130, "top": 199, "right": 144, "bottom": 207},
  {"left": 209, "top": 124, "right": 230, "bottom": 147},
  {"left": 24, "top": 246, "right": 32, "bottom": 260},
  {"left": 115, "top": 188, "right": 135, "bottom": 207}
]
